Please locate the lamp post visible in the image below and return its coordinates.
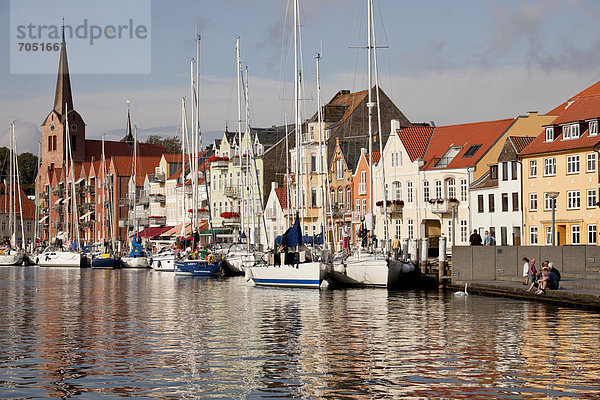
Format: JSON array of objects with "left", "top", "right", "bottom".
[{"left": 548, "top": 191, "right": 559, "bottom": 246}]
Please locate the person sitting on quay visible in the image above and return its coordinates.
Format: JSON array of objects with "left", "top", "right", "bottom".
[
  {"left": 534, "top": 265, "right": 560, "bottom": 294},
  {"left": 548, "top": 261, "right": 561, "bottom": 281}
]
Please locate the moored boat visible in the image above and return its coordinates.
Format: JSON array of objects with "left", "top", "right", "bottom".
[
  {"left": 0, "top": 248, "right": 24, "bottom": 266},
  {"left": 36, "top": 246, "right": 81, "bottom": 267}
]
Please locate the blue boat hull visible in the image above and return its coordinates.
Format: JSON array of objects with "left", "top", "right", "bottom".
[
  {"left": 175, "top": 260, "right": 221, "bottom": 276},
  {"left": 91, "top": 257, "right": 117, "bottom": 269}
]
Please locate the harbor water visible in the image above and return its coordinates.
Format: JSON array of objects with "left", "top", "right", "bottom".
[{"left": 1, "top": 267, "right": 599, "bottom": 399}]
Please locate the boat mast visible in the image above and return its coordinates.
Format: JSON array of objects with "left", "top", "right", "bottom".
[
  {"left": 34, "top": 140, "right": 41, "bottom": 246},
  {"left": 133, "top": 123, "right": 138, "bottom": 238},
  {"left": 367, "top": 0, "right": 375, "bottom": 238},
  {"left": 180, "top": 97, "right": 187, "bottom": 236},
  {"left": 236, "top": 36, "right": 244, "bottom": 242},
  {"left": 14, "top": 127, "right": 25, "bottom": 249},
  {"left": 370, "top": 0, "right": 389, "bottom": 248},
  {"left": 195, "top": 34, "right": 201, "bottom": 233},
  {"left": 66, "top": 104, "right": 80, "bottom": 251},
  {"left": 8, "top": 122, "right": 14, "bottom": 247},
  {"left": 101, "top": 133, "right": 106, "bottom": 245},
  {"left": 293, "top": 0, "right": 300, "bottom": 217}
]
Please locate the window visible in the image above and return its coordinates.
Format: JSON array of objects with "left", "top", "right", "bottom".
[
  {"left": 435, "top": 180, "right": 442, "bottom": 199},
  {"left": 588, "top": 224, "right": 597, "bottom": 244},
  {"left": 490, "top": 165, "right": 498, "bottom": 179},
  {"left": 571, "top": 123, "right": 580, "bottom": 139},
  {"left": 502, "top": 162, "right": 509, "bottom": 181},
  {"left": 590, "top": 121, "right": 598, "bottom": 136},
  {"left": 489, "top": 194, "right": 495, "bottom": 212},
  {"left": 330, "top": 188, "right": 335, "bottom": 205},
  {"left": 446, "top": 178, "right": 456, "bottom": 199},
  {"left": 356, "top": 199, "right": 360, "bottom": 213},
  {"left": 362, "top": 199, "right": 367, "bottom": 215},
  {"left": 48, "top": 136, "right": 52, "bottom": 151},
  {"left": 71, "top": 124, "right": 78, "bottom": 132},
  {"left": 587, "top": 153, "right": 596, "bottom": 172},
  {"left": 391, "top": 152, "right": 395, "bottom": 167},
  {"left": 310, "top": 154, "right": 317, "bottom": 173},
  {"left": 309, "top": 126, "right": 314, "bottom": 141},
  {"left": 395, "top": 219, "right": 401, "bottom": 239},
  {"left": 530, "top": 193, "right": 538, "bottom": 211},
  {"left": 501, "top": 226, "right": 507, "bottom": 246},
  {"left": 393, "top": 181, "right": 402, "bottom": 200},
  {"left": 71, "top": 135, "right": 77, "bottom": 151},
  {"left": 359, "top": 171, "right": 367, "bottom": 194},
  {"left": 26, "top": 221, "right": 31, "bottom": 231},
  {"left": 448, "top": 219, "right": 453, "bottom": 243},
  {"left": 407, "top": 218, "right": 414, "bottom": 239},
  {"left": 529, "top": 160, "right": 537, "bottom": 177},
  {"left": 567, "top": 191, "right": 580, "bottom": 209},
  {"left": 546, "top": 226, "right": 553, "bottom": 245},
  {"left": 512, "top": 192, "right": 519, "bottom": 212},
  {"left": 311, "top": 188, "right": 317, "bottom": 207},
  {"left": 544, "top": 158, "right": 556, "bottom": 176},
  {"left": 478, "top": 195, "right": 484, "bottom": 213},
  {"left": 587, "top": 189, "right": 596, "bottom": 208},
  {"left": 572, "top": 225, "right": 581, "bottom": 244},
  {"left": 562, "top": 125, "right": 571, "bottom": 140},
  {"left": 398, "top": 152, "right": 402, "bottom": 167},
  {"left": 545, "top": 127, "right": 554, "bottom": 142},
  {"left": 501, "top": 193, "right": 508, "bottom": 212},
  {"left": 567, "top": 155, "right": 580, "bottom": 174},
  {"left": 460, "top": 179, "right": 467, "bottom": 202},
  {"left": 530, "top": 226, "right": 538, "bottom": 245},
  {"left": 460, "top": 220, "right": 468, "bottom": 242},
  {"left": 423, "top": 181, "right": 430, "bottom": 202},
  {"left": 462, "top": 144, "right": 481, "bottom": 158},
  {"left": 407, "top": 181, "right": 413, "bottom": 203},
  {"left": 544, "top": 193, "right": 556, "bottom": 211},
  {"left": 346, "top": 187, "right": 351, "bottom": 210},
  {"left": 50, "top": 124, "right": 55, "bottom": 132},
  {"left": 52, "top": 135, "right": 57, "bottom": 151},
  {"left": 511, "top": 161, "right": 518, "bottom": 180},
  {"left": 336, "top": 159, "right": 343, "bottom": 179},
  {"left": 1, "top": 221, "right": 5, "bottom": 231}
]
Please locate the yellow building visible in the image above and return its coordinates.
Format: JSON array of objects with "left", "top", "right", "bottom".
[{"left": 520, "top": 83, "right": 600, "bottom": 245}]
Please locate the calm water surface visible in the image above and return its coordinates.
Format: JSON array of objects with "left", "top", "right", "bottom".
[{"left": 1, "top": 267, "right": 599, "bottom": 399}]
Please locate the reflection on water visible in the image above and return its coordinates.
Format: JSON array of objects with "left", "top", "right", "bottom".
[{"left": 1, "top": 266, "right": 600, "bottom": 399}]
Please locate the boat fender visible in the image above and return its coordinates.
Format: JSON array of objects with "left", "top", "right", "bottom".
[
  {"left": 401, "top": 262, "right": 415, "bottom": 273},
  {"left": 207, "top": 254, "right": 215, "bottom": 264},
  {"left": 149, "top": 257, "right": 153, "bottom": 265},
  {"left": 156, "top": 260, "right": 161, "bottom": 269},
  {"left": 245, "top": 267, "right": 253, "bottom": 282},
  {"left": 35, "top": 257, "right": 39, "bottom": 264}
]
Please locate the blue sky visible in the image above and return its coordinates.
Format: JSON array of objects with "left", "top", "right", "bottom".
[{"left": 2, "top": 0, "right": 600, "bottom": 154}]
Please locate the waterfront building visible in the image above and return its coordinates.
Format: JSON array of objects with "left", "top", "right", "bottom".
[
  {"left": 469, "top": 112, "right": 554, "bottom": 245},
  {"left": 520, "top": 82, "right": 600, "bottom": 245},
  {"left": 0, "top": 187, "right": 36, "bottom": 246},
  {"left": 374, "top": 119, "right": 515, "bottom": 255}
]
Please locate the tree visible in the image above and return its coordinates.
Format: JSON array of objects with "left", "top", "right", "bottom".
[
  {"left": 145, "top": 135, "right": 181, "bottom": 154},
  {"left": 0, "top": 148, "right": 38, "bottom": 196}
]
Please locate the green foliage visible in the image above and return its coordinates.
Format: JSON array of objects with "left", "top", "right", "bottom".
[
  {"left": 145, "top": 135, "right": 181, "bottom": 154},
  {"left": 0, "top": 147, "right": 38, "bottom": 196}
]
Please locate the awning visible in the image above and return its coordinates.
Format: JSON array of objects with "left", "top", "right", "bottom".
[
  {"left": 75, "top": 178, "right": 85, "bottom": 184},
  {"left": 79, "top": 211, "right": 93, "bottom": 220},
  {"left": 134, "top": 226, "right": 173, "bottom": 239},
  {"left": 38, "top": 215, "right": 48, "bottom": 223},
  {"left": 54, "top": 198, "right": 63, "bottom": 205}
]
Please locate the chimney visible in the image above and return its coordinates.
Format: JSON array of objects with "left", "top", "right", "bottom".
[
  {"left": 271, "top": 181, "right": 278, "bottom": 191},
  {"left": 390, "top": 119, "right": 400, "bottom": 133},
  {"left": 527, "top": 111, "right": 538, "bottom": 117},
  {"left": 361, "top": 148, "right": 367, "bottom": 155}
]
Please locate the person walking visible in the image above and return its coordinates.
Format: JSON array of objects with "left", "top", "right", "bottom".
[{"left": 469, "top": 229, "right": 482, "bottom": 246}]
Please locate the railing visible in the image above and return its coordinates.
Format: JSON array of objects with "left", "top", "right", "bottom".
[
  {"left": 150, "top": 172, "right": 165, "bottom": 183},
  {"left": 138, "top": 197, "right": 149, "bottom": 206},
  {"left": 148, "top": 216, "right": 166, "bottom": 225},
  {"left": 429, "top": 199, "right": 459, "bottom": 214},
  {"left": 223, "top": 186, "right": 239, "bottom": 197},
  {"left": 211, "top": 160, "right": 229, "bottom": 169},
  {"left": 149, "top": 194, "right": 166, "bottom": 203}
]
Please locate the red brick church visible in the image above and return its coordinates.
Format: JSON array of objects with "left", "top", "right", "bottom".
[{"left": 36, "top": 30, "right": 167, "bottom": 244}]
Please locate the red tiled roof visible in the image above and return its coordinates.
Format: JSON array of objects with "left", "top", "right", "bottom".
[
  {"left": 422, "top": 119, "right": 514, "bottom": 170},
  {"left": 275, "top": 186, "right": 289, "bottom": 209},
  {"left": 84, "top": 139, "right": 166, "bottom": 162},
  {"left": 397, "top": 126, "right": 435, "bottom": 162},
  {"left": 521, "top": 88, "right": 600, "bottom": 156},
  {"left": 0, "top": 189, "right": 36, "bottom": 219},
  {"left": 110, "top": 155, "right": 162, "bottom": 185},
  {"left": 136, "top": 226, "right": 173, "bottom": 239},
  {"left": 365, "top": 151, "right": 381, "bottom": 165},
  {"left": 509, "top": 136, "right": 535, "bottom": 153}
]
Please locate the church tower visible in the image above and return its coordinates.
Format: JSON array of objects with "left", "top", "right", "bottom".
[{"left": 41, "top": 27, "right": 86, "bottom": 173}]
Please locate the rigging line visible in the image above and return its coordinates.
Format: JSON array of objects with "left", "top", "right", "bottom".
[
  {"left": 374, "top": 0, "right": 394, "bottom": 99},
  {"left": 278, "top": 0, "right": 292, "bottom": 105}
]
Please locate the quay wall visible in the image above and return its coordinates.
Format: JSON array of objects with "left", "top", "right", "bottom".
[{"left": 451, "top": 245, "right": 600, "bottom": 283}]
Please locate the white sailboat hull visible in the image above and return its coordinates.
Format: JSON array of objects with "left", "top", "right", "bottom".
[
  {"left": 248, "top": 261, "right": 326, "bottom": 288},
  {"left": 329, "top": 252, "right": 408, "bottom": 288},
  {"left": 36, "top": 251, "right": 81, "bottom": 267},
  {"left": 121, "top": 256, "right": 150, "bottom": 269},
  {"left": 224, "top": 251, "right": 255, "bottom": 274},
  {"left": 150, "top": 253, "right": 176, "bottom": 272},
  {"left": 0, "top": 253, "right": 24, "bottom": 266}
]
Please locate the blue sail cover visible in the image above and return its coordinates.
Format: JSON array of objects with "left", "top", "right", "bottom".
[
  {"left": 302, "top": 231, "right": 323, "bottom": 245},
  {"left": 129, "top": 235, "right": 145, "bottom": 257},
  {"left": 277, "top": 212, "right": 302, "bottom": 248}
]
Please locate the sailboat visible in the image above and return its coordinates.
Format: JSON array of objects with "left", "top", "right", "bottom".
[
  {"left": 0, "top": 122, "right": 25, "bottom": 266},
  {"left": 174, "top": 34, "right": 220, "bottom": 277},
  {"left": 121, "top": 105, "right": 150, "bottom": 268},
  {"left": 246, "top": 0, "right": 327, "bottom": 288},
  {"left": 328, "top": 0, "right": 414, "bottom": 288},
  {"left": 90, "top": 133, "right": 117, "bottom": 269},
  {"left": 37, "top": 107, "right": 82, "bottom": 267}
]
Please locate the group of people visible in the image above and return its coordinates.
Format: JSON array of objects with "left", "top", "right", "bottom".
[
  {"left": 469, "top": 230, "right": 496, "bottom": 246},
  {"left": 522, "top": 257, "right": 561, "bottom": 295}
]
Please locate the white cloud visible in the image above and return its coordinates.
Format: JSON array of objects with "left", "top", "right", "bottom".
[{"left": 0, "top": 120, "right": 42, "bottom": 154}]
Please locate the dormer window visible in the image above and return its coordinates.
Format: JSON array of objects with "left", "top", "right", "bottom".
[
  {"left": 571, "top": 123, "right": 580, "bottom": 138},
  {"left": 562, "top": 125, "right": 571, "bottom": 140},
  {"left": 590, "top": 121, "right": 598, "bottom": 137},
  {"left": 545, "top": 127, "right": 553, "bottom": 142}
]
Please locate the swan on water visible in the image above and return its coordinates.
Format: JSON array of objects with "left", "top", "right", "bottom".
[{"left": 454, "top": 283, "right": 469, "bottom": 296}]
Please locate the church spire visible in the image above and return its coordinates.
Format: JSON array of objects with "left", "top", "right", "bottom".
[
  {"left": 124, "top": 100, "right": 134, "bottom": 145},
  {"left": 53, "top": 23, "right": 73, "bottom": 117}
]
